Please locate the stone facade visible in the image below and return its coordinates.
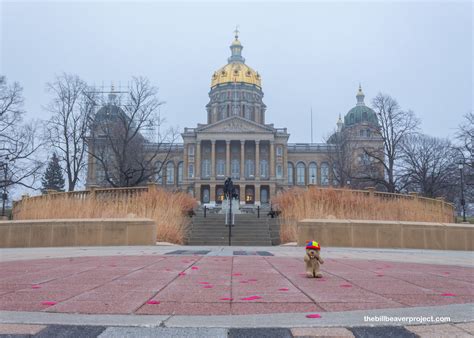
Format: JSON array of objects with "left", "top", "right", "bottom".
[{"left": 86, "top": 33, "right": 384, "bottom": 205}]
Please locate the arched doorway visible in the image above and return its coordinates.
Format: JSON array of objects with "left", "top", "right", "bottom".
[
  {"left": 260, "top": 186, "right": 269, "bottom": 205},
  {"left": 245, "top": 185, "right": 255, "bottom": 204},
  {"left": 216, "top": 185, "right": 224, "bottom": 204},
  {"left": 201, "top": 185, "right": 210, "bottom": 204}
]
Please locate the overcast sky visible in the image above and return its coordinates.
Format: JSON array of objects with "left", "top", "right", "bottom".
[{"left": 1, "top": 1, "right": 472, "bottom": 144}]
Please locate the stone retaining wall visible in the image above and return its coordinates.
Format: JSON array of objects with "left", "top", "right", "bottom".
[
  {"left": 0, "top": 218, "right": 157, "bottom": 248},
  {"left": 297, "top": 219, "right": 473, "bottom": 251}
]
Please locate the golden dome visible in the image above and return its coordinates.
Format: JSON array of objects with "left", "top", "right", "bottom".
[
  {"left": 211, "top": 30, "right": 262, "bottom": 89},
  {"left": 211, "top": 62, "right": 261, "bottom": 88}
]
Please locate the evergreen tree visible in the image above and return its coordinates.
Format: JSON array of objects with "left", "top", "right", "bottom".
[{"left": 41, "top": 153, "right": 65, "bottom": 193}]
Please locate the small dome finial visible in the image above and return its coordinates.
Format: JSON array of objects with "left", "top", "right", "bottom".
[
  {"left": 234, "top": 25, "right": 239, "bottom": 40},
  {"left": 356, "top": 83, "right": 365, "bottom": 106},
  {"left": 108, "top": 82, "right": 117, "bottom": 104}
]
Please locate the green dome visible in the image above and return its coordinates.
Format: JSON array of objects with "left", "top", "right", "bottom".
[
  {"left": 344, "top": 105, "right": 378, "bottom": 126},
  {"left": 343, "top": 84, "right": 378, "bottom": 126}
]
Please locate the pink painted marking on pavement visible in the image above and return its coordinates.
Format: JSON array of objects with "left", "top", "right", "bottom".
[
  {"left": 241, "top": 296, "right": 262, "bottom": 301},
  {"left": 441, "top": 293, "right": 456, "bottom": 297},
  {"left": 31, "top": 285, "right": 41, "bottom": 289},
  {"left": 147, "top": 300, "right": 160, "bottom": 304},
  {"left": 278, "top": 288, "right": 289, "bottom": 291},
  {"left": 41, "top": 301, "right": 57, "bottom": 306},
  {"left": 306, "top": 313, "right": 322, "bottom": 319},
  {"left": 220, "top": 297, "right": 233, "bottom": 301},
  {"left": 191, "top": 267, "right": 199, "bottom": 270},
  {"left": 203, "top": 285, "right": 213, "bottom": 289},
  {"left": 340, "top": 284, "right": 352, "bottom": 288}
]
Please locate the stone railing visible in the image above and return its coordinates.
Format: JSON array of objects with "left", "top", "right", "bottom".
[
  {"left": 12, "top": 185, "right": 153, "bottom": 218},
  {"left": 297, "top": 219, "right": 473, "bottom": 251}
]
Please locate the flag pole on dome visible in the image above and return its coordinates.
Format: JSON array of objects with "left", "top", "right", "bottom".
[{"left": 311, "top": 107, "right": 314, "bottom": 144}]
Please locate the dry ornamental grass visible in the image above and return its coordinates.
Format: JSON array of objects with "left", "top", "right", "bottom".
[
  {"left": 13, "top": 188, "right": 197, "bottom": 244},
  {"left": 272, "top": 187, "right": 455, "bottom": 243}
]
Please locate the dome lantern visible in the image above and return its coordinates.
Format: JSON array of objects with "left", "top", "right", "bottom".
[{"left": 228, "top": 26, "right": 245, "bottom": 63}]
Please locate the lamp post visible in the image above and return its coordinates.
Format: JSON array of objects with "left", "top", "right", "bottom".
[
  {"left": 459, "top": 163, "right": 467, "bottom": 223},
  {"left": 1, "top": 155, "right": 9, "bottom": 218}
]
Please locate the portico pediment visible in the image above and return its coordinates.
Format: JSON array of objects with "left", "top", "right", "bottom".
[{"left": 197, "top": 116, "right": 274, "bottom": 134}]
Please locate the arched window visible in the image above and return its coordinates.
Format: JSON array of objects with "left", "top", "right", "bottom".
[
  {"left": 245, "top": 159, "right": 255, "bottom": 178},
  {"left": 321, "top": 162, "right": 329, "bottom": 186},
  {"left": 332, "top": 163, "right": 339, "bottom": 186},
  {"left": 309, "top": 162, "right": 317, "bottom": 185},
  {"left": 166, "top": 162, "right": 175, "bottom": 185},
  {"left": 296, "top": 162, "right": 306, "bottom": 185},
  {"left": 288, "top": 162, "right": 294, "bottom": 185},
  {"left": 260, "top": 159, "right": 268, "bottom": 179},
  {"left": 177, "top": 162, "right": 183, "bottom": 184},
  {"left": 216, "top": 159, "right": 225, "bottom": 176},
  {"left": 155, "top": 161, "right": 163, "bottom": 184},
  {"left": 231, "top": 159, "right": 240, "bottom": 179},
  {"left": 202, "top": 159, "right": 211, "bottom": 178}
]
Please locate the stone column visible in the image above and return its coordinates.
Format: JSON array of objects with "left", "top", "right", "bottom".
[
  {"left": 183, "top": 142, "right": 188, "bottom": 181},
  {"left": 283, "top": 144, "right": 288, "bottom": 184},
  {"left": 255, "top": 183, "right": 260, "bottom": 205},
  {"left": 211, "top": 140, "right": 216, "bottom": 180},
  {"left": 255, "top": 141, "right": 260, "bottom": 180},
  {"left": 270, "top": 141, "right": 275, "bottom": 180},
  {"left": 195, "top": 141, "right": 201, "bottom": 179},
  {"left": 240, "top": 140, "right": 245, "bottom": 180},
  {"left": 195, "top": 184, "right": 201, "bottom": 203},
  {"left": 210, "top": 183, "right": 216, "bottom": 203},
  {"left": 226, "top": 140, "right": 231, "bottom": 177}
]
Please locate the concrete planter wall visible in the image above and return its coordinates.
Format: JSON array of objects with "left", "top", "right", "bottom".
[
  {"left": 0, "top": 218, "right": 157, "bottom": 248},
  {"left": 297, "top": 219, "right": 473, "bottom": 251}
]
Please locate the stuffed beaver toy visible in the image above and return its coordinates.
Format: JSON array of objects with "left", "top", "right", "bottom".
[{"left": 304, "top": 240, "right": 324, "bottom": 278}]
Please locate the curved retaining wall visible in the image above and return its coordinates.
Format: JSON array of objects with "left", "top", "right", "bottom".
[
  {"left": 0, "top": 218, "right": 157, "bottom": 248},
  {"left": 298, "top": 219, "right": 473, "bottom": 251}
]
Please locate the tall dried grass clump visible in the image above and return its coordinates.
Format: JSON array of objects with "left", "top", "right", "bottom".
[
  {"left": 273, "top": 187, "right": 455, "bottom": 243},
  {"left": 14, "top": 189, "right": 197, "bottom": 244}
]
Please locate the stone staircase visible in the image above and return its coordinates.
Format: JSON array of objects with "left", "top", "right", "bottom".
[{"left": 186, "top": 209, "right": 280, "bottom": 246}]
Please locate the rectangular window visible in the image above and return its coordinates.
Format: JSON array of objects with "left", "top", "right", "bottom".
[
  {"left": 188, "top": 163, "right": 194, "bottom": 178},
  {"left": 276, "top": 164, "right": 283, "bottom": 178},
  {"left": 276, "top": 146, "right": 283, "bottom": 156},
  {"left": 188, "top": 144, "right": 195, "bottom": 156}
]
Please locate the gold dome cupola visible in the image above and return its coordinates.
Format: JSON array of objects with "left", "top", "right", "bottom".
[{"left": 210, "top": 28, "right": 262, "bottom": 89}]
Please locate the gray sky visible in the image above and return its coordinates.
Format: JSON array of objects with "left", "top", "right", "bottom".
[{"left": 1, "top": 1, "right": 472, "bottom": 143}]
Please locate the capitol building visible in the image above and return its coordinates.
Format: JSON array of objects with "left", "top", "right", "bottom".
[{"left": 87, "top": 32, "right": 383, "bottom": 205}]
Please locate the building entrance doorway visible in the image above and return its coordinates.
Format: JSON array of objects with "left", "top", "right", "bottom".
[
  {"left": 216, "top": 185, "right": 224, "bottom": 204},
  {"left": 245, "top": 185, "right": 255, "bottom": 204},
  {"left": 260, "top": 186, "right": 269, "bottom": 204},
  {"left": 201, "top": 185, "right": 210, "bottom": 203}
]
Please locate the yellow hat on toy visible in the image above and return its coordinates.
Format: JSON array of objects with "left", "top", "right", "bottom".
[{"left": 306, "top": 240, "right": 321, "bottom": 250}]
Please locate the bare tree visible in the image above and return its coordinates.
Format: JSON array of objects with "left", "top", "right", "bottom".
[
  {"left": 456, "top": 112, "right": 473, "bottom": 170},
  {"left": 364, "top": 93, "right": 420, "bottom": 192},
  {"left": 45, "top": 73, "right": 95, "bottom": 191},
  {"left": 0, "top": 76, "right": 42, "bottom": 190},
  {"left": 86, "top": 76, "right": 179, "bottom": 187},
  {"left": 325, "top": 128, "right": 354, "bottom": 188},
  {"left": 399, "top": 134, "right": 458, "bottom": 198}
]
